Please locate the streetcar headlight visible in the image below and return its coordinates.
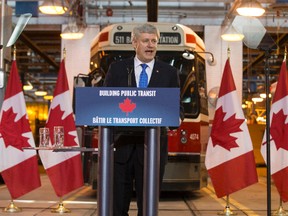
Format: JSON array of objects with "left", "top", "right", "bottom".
[
  {"left": 180, "top": 129, "right": 187, "bottom": 144},
  {"left": 181, "top": 137, "right": 187, "bottom": 144},
  {"left": 181, "top": 130, "right": 186, "bottom": 136}
]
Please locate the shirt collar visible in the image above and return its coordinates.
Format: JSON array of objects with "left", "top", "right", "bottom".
[{"left": 134, "top": 56, "right": 155, "bottom": 69}]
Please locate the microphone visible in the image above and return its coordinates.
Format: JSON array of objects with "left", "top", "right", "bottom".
[{"left": 127, "top": 65, "right": 133, "bottom": 87}]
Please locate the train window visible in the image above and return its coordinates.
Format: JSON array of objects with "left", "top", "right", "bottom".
[
  {"left": 98, "top": 51, "right": 134, "bottom": 73},
  {"left": 156, "top": 51, "right": 204, "bottom": 117}
]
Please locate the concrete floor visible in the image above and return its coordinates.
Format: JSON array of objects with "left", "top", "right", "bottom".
[{"left": 0, "top": 168, "right": 286, "bottom": 216}]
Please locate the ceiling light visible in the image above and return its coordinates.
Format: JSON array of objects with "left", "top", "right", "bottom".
[
  {"left": 60, "top": 16, "right": 84, "bottom": 40},
  {"left": 43, "top": 95, "right": 53, "bottom": 100},
  {"left": 35, "top": 86, "right": 47, "bottom": 96},
  {"left": 260, "top": 93, "right": 271, "bottom": 98},
  {"left": 39, "top": 0, "right": 68, "bottom": 15},
  {"left": 221, "top": 25, "right": 244, "bottom": 41},
  {"left": 23, "top": 81, "right": 33, "bottom": 91},
  {"left": 60, "top": 26, "right": 84, "bottom": 40},
  {"left": 6, "top": 13, "right": 32, "bottom": 47},
  {"left": 252, "top": 97, "right": 263, "bottom": 103},
  {"left": 236, "top": 0, "right": 265, "bottom": 17}
]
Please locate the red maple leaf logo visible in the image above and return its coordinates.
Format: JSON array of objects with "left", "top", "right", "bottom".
[
  {"left": 211, "top": 106, "right": 244, "bottom": 151},
  {"left": 119, "top": 98, "right": 136, "bottom": 116},
  {"left": 0, "top": 107, "right": 31, "bottom": 150},
  {"left": 270, "top": 109, "right": 288, "bottom": 151},
  {"left": 46, "top": 105, "right": 77, "bottom": 147}
]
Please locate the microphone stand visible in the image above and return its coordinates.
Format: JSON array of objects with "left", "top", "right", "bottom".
[
  {"left": 263, "top": 47, "right": 272, "bottom": 216},
  {"left": 127, "top": 65, "right": 133, "bottom": 87}
]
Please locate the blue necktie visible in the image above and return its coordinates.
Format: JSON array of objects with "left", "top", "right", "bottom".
[{"left": 139, "top": 64, "right": 148, "bottom": 88}]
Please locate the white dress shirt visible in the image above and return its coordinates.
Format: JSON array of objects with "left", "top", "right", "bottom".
[{"left": 134, "top": 57, "right": 155, "bottom": 87}]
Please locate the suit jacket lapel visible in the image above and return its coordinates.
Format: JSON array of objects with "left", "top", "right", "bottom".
[
  {"left": 131, "top": 66, "right": 137, "bottom": 87},
  {"left": 126, "top": 58, "right": 163, "bottom": 87},
  {"left": 148, "top": 60, "right": 162, "bottom": 87}
]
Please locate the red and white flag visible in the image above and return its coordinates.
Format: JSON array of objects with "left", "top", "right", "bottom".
[
  {"left": 0, "top": 61, "right": 41, "bottom": 199},
  {"left": 261, "top": 60, "right": 288, "bottom": 202},
  {"left": 205, "top": 59, "right": 258, "bottom": 198},
  {"left": 39, "top": 60, "right": 83, "bottom": 197}
]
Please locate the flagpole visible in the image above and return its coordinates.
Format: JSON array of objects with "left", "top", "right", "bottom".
[
  {"left": 3, "top": 47, "right": 22, "bottom": 213},
  {"left": 217, "top": 48, "right": 236, "bottom": 216},
  {"left": 264, "top": 47, "right": 272, "bottom": 216},
  {"left": 273, "top": 48, "right": 288, "bottom": 216},
  {"left": 38, "top": 49, "right": 83, "bottom": 211}
]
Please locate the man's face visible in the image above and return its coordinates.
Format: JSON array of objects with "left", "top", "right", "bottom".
[{"left": 133, "top": 33, "right": 158, "bottom": 63}]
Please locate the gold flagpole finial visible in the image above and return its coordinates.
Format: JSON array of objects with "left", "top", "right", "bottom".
[
  {"left": 13, "top": 46, "right": 16, "bottom": 61},
  {"left": 284, "top": 46, "right": 287, "bottom": 61},
  {"left": 63, "top": 47, "right": 66, "bottom": 60},
  {"left": 227, "top": 46, "right": 231, "bottom": 60}
]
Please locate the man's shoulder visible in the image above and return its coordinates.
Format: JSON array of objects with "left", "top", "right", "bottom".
[
  {"left": 111, "top": 57, "right": 133, "bottom": 67},
  {"left": 155, "top": 59, "right": 177, "bottom": 71}
]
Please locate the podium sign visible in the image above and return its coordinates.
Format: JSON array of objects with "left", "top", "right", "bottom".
[{"left": 75, "top": 87, "right": 180, "bottom": 127}]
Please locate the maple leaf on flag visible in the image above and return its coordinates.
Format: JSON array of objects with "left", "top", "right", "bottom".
[
  {"left": 211, "top": 106, "right": 245, "bottom": 151},
  {"left": 46, "top": 105, "right": 77, "bottom": 147},
  {"left": 270, "top": 109, "right": 288, "bottom": 151},
  {"left": 119, "top": 97, "right": 136, "bottom": 116},
  {"left": 0, "top": 107, "right": 31, "bottom": 150}
]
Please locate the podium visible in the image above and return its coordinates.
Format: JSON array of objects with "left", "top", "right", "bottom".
[{"left": 75, "top": 87, "right": 180, "bottom": 216}]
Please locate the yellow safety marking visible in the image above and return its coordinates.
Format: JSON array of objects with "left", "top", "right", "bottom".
[{"left": 64, "top": 185, "right": 96, "bottom": 204}]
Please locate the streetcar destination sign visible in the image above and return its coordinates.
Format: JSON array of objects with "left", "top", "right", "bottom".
[{"left": 113, "top": 32, "right": 181, "bottom": 45}]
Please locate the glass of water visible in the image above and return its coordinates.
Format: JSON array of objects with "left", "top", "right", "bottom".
[
  {"left": 54, "top": 126, "right": 64, "bottom": 148},
  {"left": 39, "top": 127, "right": 50, "bottom": 147}
]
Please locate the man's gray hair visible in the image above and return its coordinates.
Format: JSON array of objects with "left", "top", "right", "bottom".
[{"left": 131, "top": 23, "right": 160, "bottom": 41}]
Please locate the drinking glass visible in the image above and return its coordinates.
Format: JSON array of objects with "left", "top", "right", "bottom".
[
  {"left": 54, "top": 126, "right": 64, "bottom": 148},
  {"left": 39, "top": 127, "right": 50, "bottom": 147}
]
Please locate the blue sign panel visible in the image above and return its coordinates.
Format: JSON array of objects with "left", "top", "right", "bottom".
[
  {"left": 75, "top": 87, "right": 180, "bottom": 127},
  {"left": 16, "top": 2, "right": 39, "bottom": 17}
]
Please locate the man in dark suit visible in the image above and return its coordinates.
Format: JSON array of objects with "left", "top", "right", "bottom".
[{"left": 104, "top": 23, "right": 181, "bottom": 216}]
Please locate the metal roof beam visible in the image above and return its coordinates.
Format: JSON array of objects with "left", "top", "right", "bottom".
[{"left": 18, "top": 32, "right": 59, "bottom": 70}]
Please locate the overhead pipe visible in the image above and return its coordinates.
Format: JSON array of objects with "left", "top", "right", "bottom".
[
  {"left": 222, "top": 0, "right": 241, "bottom": 26},
  {"left": 270, "top": 0, "right": 288, "bottom": 9}
]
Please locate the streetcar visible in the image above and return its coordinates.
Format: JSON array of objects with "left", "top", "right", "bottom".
[{"left": 77, "top": 22, "right": 210, "bottom": 191}]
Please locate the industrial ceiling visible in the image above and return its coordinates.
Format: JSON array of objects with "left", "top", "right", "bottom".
[{"left": 3, "top": 0, "right": 288, "bottom": 101}]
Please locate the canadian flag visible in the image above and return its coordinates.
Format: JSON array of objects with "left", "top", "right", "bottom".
[
  {"left": 205, "top": 59, "right": 258, "bottom": 198},
  {"left": 261, "top": 60, "right": 288, "bottom": 202},
  {"left": 39, "top": 60, "right": 83, "bottom": 197},
  {"left": 0, "top": 61, "right": 41, "bottom": 199}
]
